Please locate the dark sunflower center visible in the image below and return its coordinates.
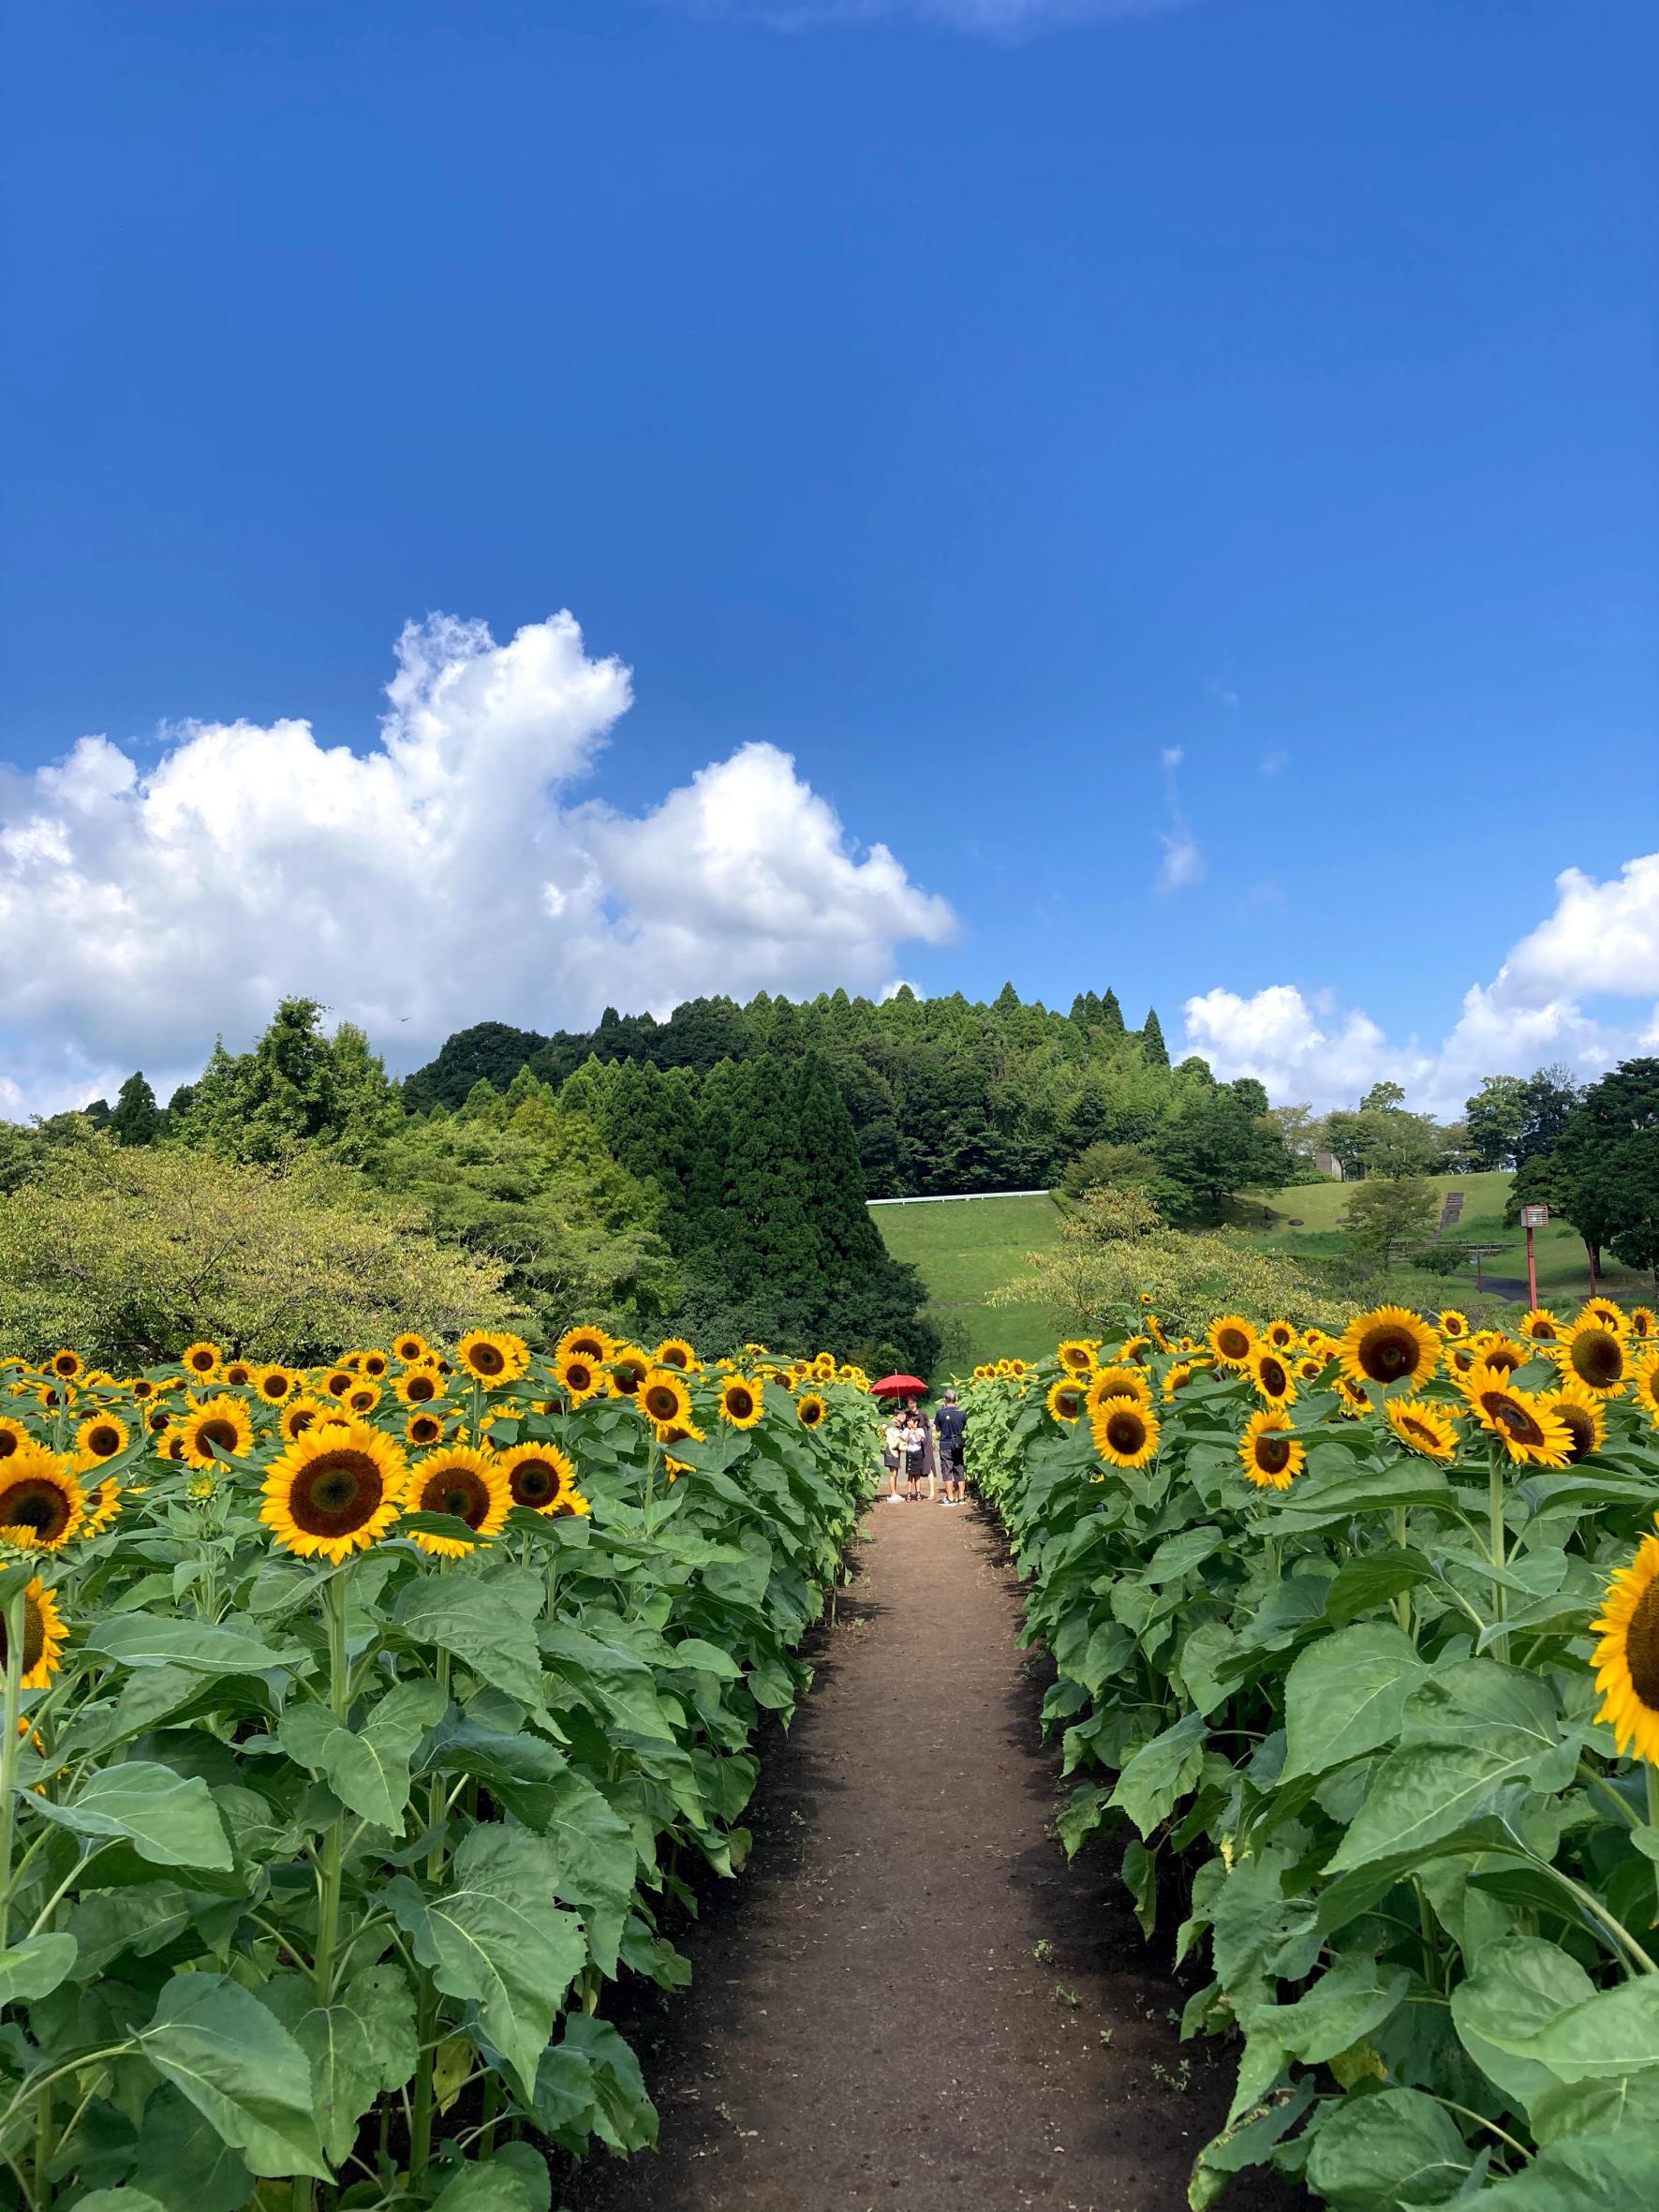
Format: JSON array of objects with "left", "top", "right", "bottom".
[
  {"left": 644, "top": 1386, "right": 681, "bottom": 1420},
  {"left": 727, "top": 1389, "right": 754, "bottom": 1418},
  {"left": 1260, "top": 1358, "right": 1288, "bottom": 1396},
  {"left": 189, "top": 1353, "right": 215, "bottom": 1372},
  {"left": 1555, "top": 1405, "right": 1595, "bottom": 1461},
  {"left": 410, "top": 1416, "right": 440, "bottom": 1442},
  {"left": 509, "top": 1460, "right": 557, "bottom": 1505},
  {"left": 199, "top": 1419, "right": 241, "bottom": 1454},
  {"left": 1255, "top": 1435, "right": 1292, "bottom": 1475},
  {"left": 0, "top": 1482, "right": 70, "bottom": 1538},
  {"left": 87, "top": 1426, "right": 122, "bottom": 1457},
  {"left": 53, "top": 1356, "right": 78, "bottom": 1376},
  {"left": 421, "top": 1468, "right": 491, "bottom": 1527},
  {"left": 1361, "top": 1328, "right": 1418, "bottom": 1382},
  {"left": 565, "top": 1363, "right": 593, "bottom": 1391},
  {"left": 0, "top": 1433, "right": 16, "bottom": 1459},
  {"left": 661, "top": 1348, "right": 689, "bottom": 1369},
  {"left": 407, "top": 1373, "right": 437, "bottom": 1402},
  {"left": 1572, "top": 1333, "right": 1622, "bottom": 1388},
  {"left": 364, "top": 1358, "right": 386, "bottom": 1377},
  {"left": 1218, "top": 1329, "right": 1249, "bottom": 1358},
  {"left": 0, "top": 1597, "right": 45, "bottom": 1673},
  {"left": 291, "top": 1451, "right": 384, "bottom": 1535},
  {"left": 1104, "top": 1411, "right": 1145, "bottom": 1454},
  {"left": 1491, "top": 1396, "right": 1545, "bottom": 1447},
  {"left": 1627, "top": 1581, "right": 1659, "bottom": 1709},
  {"left": 470, "top": 1346, "right": 505, "bottom": 1377},
  {"left": 802, "top": 1402, "right": 823, "bottom": 1424},
  {"left": 613, "top": 1369, "right": 644, "bottom": 1396},
  {"left": 226, "top": 1367, "right": 250, "bottom": 1386}
]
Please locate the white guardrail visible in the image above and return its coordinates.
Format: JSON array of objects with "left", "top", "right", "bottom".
[{"left": 867, "top": 1189, "right": 1054, "bottom": 1206}]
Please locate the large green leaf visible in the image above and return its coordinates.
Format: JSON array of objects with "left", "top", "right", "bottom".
[
  {"left": 82, "top": 1617, "right": 298, "bottom": 1675},
  {"left": 1281, "top": 1625, "right": 1427, "bottom": 1781},
  {"left": 1324, "top": 1741, "right": 1543, "bottom": 1874},
  {"left": 395, "top": 1577, "right": 546, "bottom": 1709},
  {"left": 1472, "top": 2125, "right": 1659, "bottom": 2210},
  {"left": 1253, "top": 1958, "right": 1409, "bottom": 2066},
  {"left": 1107, "top": 1711, "right": 1207, "bottom": 1838},
  {"left": 1303, "top": 2086, "right": 1470, "bottom": 2209},
  {"left": 1450, "top": 1937, "right": 1597, "bottom": 2113},
  {"left": 429, "top": 2145, "right": 551, "bottom": 2212},
  {"left": 264, "top": 1963, "right": 418, "bottom": 2164},
  {"left": 32, "top": 1761, "right": 232, "bottom": 1869},
  {"left": 381, "top": 1825, "right": 585, "bottom": 2098},
  {"left": 0, "top": 1931, "right": 77, "bottom": 2003},
  {"left": 1477, "top": 1976, "right": 1659, "bottom": 2085},
  {"left": 140, "top": 1971, "right": 329, "bottom": 2179},
  {"left": 531, "top": 2014, "right": 658, "bottom": 2156},
  {"left": 277, "top": 1678, "right": 444, "bottom": 1831}
]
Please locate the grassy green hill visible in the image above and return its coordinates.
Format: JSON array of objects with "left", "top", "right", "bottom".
[{"left": 872, "top": 1195, "right": 1064, "bottom": 1382}]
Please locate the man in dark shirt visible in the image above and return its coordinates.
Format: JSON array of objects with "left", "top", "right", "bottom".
[{"left": 934, "top": 1389, "right": 968, "bottom": 1505}]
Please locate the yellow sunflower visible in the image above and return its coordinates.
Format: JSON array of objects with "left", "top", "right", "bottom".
[
  {"left": 1519, "top": 1309, "right": 1562, "bottom": 1343},
  {"left": 1238, "top": 1408, "right": 1304, "bottom": 1491},
  {"left": 180, "top": 1342, "right": 220, "bottom": 1380},
  {"left": 1579, "top": 1299, "right": 1629, "bottom": 1335},
  {"left": 1057, "top": 1339, "right": 1098, "bottom": 1376},
  {"left": 654, "top": 1338, "right": 699, "bottom": 1373},
  {"left": 73, "top": 1414, "right": 129, "bottom": 1468},
  {"left": 221, "top": 1360, "right": 255, "bottom": 1391},
  {"left": 1437, "top": 1310, "right": 1471, "bottom": 1342},
  {"left": 1629, "top": 1306, "right": 1658, "bottom": 1344},
  {"left": 279, "top": 1394, "right": 341, "bottom": 1444},
  {"left": 179, "top": 1396, "right": 255, "bottom": 1471},
  {"left": 0, "top": 1579, "right": 67, "bottom": 1688},
  {"left": 0, "top": 1446, "right": 84, "bottom": 1549},
  {"left": 640, "top": 1369, "right": 694, "bottom": 1432},
  {"left": 47, "top": 1349, "right": 84, "bottom": 1381},
  {"left": 1296, "top": 1355, "right": 1326, "bottom": 1383},
  {"left": 1334, "top": 1373, "right": 1373, "bottom": 1418},
  {"left": 1592, "top": 1528, "right": 1659, "bottom": 1766},
  {"left": 1085, "top": 1366, "right": 1153, "bottom": 1415},
  {"left": 395, "top": 1366, "right": 446, "bottom": 1408},
  {"left": 1559, "top": 1317, "right": 1633, "bottom": 1398},
  {"left": 126, "top": 1375, "right": 161, "bottom": 1403},
  {"left": 1339, "top": 1306, "right": 1439, "bottom": 1390},
  {"left": 1540, "top": 1379, "right": 1606, "bottom": 1464},
  {"left": 261, "top": 1422, "right": 406, "bottom": 1561},
  {"left": 1045, "top": 1379, "right": 1085, "bottom": 1424},
  {"left": 405, "top": 1410, "right": 446, "bottom": 1448},
  {"left": 405, "top": 1445, "right": 510, "bottom": 1556},
  {"left": 496, "top": 1439, "right": 581, "bottom": 1515},
  {"left": 320, "top": 1368, "right": 354, "bottom": 1401},
  {"left": 1632, "top": 1357, "right": 1659, "bottom": 1426},
  {"left": 795, "top": 1391, "right": 829, "bottom": 1431},
  {"left": 1162, "top": 1362, "right": 1201, "bottom": 1400},
  {"left": 1089, "top": 1395, "right": 1160, "bottom": 1471},
  {"left": 554, "top": 1352, "right": 604, "bottom": 1404},
  {"left": 256, "top": 1366, "right": 298, "bottom": 1404},
  {"left": 1265, "top": 1319, "right": 1298, "bottom": 1350},
  {"left": 345, "top": 1383, "right": 382, "bottom": 1417},
  {"left": 393, "top": 1332, "right": 430, "bottom": 1365},
  {"left": 718, "top": 1374, "right": 764, "bottom": 1430},
  {"left": 1478, "top": 1336, "right": 1531, "bottom": 1377},
  {"left": 1458, "top": 1364, "right": 1572, "bottom": 1466},
  {"left": 1385, "top": 1397, "right": 1459, "bottom": 1462},
  {"left": 0, "top": 1418, "right": 34, "bottom": 1463},
  {"left": 83, "top": 1477, "right": 123, "bottom": 1535},
  {"left": 607, "top": 1348, "right": 652, "bottom": 1399},
  {"left": 1208, "top": 1315, "right": 1257, "bottom": 1368},
  {"left": 455, "top": 1331, "right": 530, "bottom": 1388},
  {"left": 556, "top": 1326, "right": 613, "bottom": 1367},
  {"left": 1117, "top": 1339, "right": 1150, "bottom": 1366},
  {"left": 358, "top": 1351, "right": 390, "bottom": 1381},
  {"left": 1250, "top": 1347, "right": 1296, "bottom": 1407}
]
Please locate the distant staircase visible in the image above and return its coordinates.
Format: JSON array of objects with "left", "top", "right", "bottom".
[{"left": 1438, "top": 1192, "right": 1464, "bottom": 1235}]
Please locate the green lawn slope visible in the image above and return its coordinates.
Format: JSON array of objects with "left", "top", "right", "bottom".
[{"left": 872, "top": 1195, "right": 1063, "bottom": 1382}]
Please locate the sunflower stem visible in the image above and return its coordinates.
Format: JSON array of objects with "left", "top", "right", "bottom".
[
  {"left": 0, "top": 1586, "right": 30, "bottom": 1953},
  {"left": 409, "top": 1644, "right": 452, "bottom": 2186},
  {"left": 1393, "top": 1507, "right": 1413, "bottom": 1637},
  {"left": 1487, "top": 1448, "right": 1508, "bottom": 1663},
  {"left": 312, "top": 1571, "right": 351, "bottom": 2005}
]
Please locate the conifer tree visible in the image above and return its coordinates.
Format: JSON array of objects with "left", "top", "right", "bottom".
[
  {"left": 111, "top": 1071, "right": 161, "bottom": 1146},
  {"left": 1100, "top": 988, "right": 1126, "bottom": 1034},
  {"left": 1141, "top": 1007, "right": 1170, "bottom": 1067}
]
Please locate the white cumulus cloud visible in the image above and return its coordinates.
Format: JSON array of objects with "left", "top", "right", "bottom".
[
  {"left": 1180, "top": 854, "right": 1659, "bottom": 1115},
  {"left": 0, "top": 612, "right": 955, "bottom": 1115}
]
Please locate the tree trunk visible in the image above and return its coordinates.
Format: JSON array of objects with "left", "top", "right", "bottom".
[{"left": 1585, "top": 1240, "right": 1600, "bottom": 1296}]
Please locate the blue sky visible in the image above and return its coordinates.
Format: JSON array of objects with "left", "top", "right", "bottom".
[{"left": 2, "top": 0, "right": 1654, "bottom": 1115}]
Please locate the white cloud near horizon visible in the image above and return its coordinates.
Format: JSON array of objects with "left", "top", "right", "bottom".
[
  {"left": 1181, "top": 852, "right": 1659, "bottom": 1117},
  {"left": 0, "top": 612, "right": 955, "bottom": 1116}
]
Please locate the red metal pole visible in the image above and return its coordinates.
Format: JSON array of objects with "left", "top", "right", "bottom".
[{"left": 1526, "top": 1224, "right": 1538, "bottom": 1313}]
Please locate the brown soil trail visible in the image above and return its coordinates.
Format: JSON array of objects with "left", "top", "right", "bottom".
[{"left": 567, "top": 1499, "right": 1289, "bottom": 2212}]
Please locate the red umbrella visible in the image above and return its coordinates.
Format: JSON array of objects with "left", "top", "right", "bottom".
[{"left": 872, "top": 1373, "right": 926, "bottom": 1397}]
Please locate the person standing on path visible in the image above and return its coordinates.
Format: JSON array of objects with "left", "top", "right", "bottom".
[
  {"left": 900, "top": 1410, "right": 926, "bottom": 1500},
  {"left": 934, "top": 1388, "right": 967, "bottom": 1505}
]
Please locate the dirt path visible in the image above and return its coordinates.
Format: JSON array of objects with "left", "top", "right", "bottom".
[{"left": 567, "top": 1497, "right": 1293, "bottom": 2212}]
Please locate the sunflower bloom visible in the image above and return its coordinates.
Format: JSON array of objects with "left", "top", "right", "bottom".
[
  {"left": 1238, "top": 1408, "right": 1304, "bottom": 1491},
  {"left": 1339, "top": 1306, "right": 1439, "bottom": 1390},
  {"left": 795, "top": 1391, "right": 829, "bottom": 1431},
  {"left": 0, "top": 1446, "right": 85, "bottom": 1549},
  {"left": 179, "top": 1396, "right": 255, "bottom": 1471},
  {"left": 261, "top": 1421, "right": 406, "bottom": 1562},
  {"left": 405, "top": 1445, "right": 510, "bottom": 1556},
  {"left": 1540, "top": 1379, "right": 1606, "bottom": 1464},
  {"left": 1057, "top": 1339, "right": 1098, "bottom": 1376},
  {"left": 1385, "top": 1398, "right": 1459, "bottom": 1463},
  {"left": 1085, "top": 1366, "right": 1153, "bottom": 1415},
  {"left": 1519, "top": 1309, "right": 1562, "bottom": 1343},
  {"left": 1207, "top": 1316, "right": 1256, "bottom": 1368},
  {"left": 456, "top": 1331, "right": 530, "bottom": 1388},
  {"left": 0, "top": 1579, "right": 67, "bottom": 1689},
  {"left": 1592, "top": 1528, "right": 1659, "bottom": 1766},
  {"left": 1560, "top": 1317, "right": 1632, "bottom": 1398},
  {"left": 1090, "top": 1395, "right": 1159, "bottom": 1471},
  {"left": 1437, "top": 1310, "right": 1470, "bottom": 1342},
  {"left": 1459, "top": 1364, "right": 1572, "bottom": 1467},
  {"left": 496, "top": 1440, "right": 582, "bottom": 1515},
  {"left": 180, "top": 1343, "right": 220, "bottom": 1380},
  {"left": 718, "top": 1375, "right": 764, "bottom": 1430},
  {"left": 1045, "top": 1380, "right": 1084, "bottom": 1425},
  {"left": 555, "top": 1327, "right": 612, "bottom": 1368},
  {"left": 74, "top": 1414, "right": 129, "bottom": 1468},
  {"left": 640, "top": 1369, "right": 694, "bottom": 1431},
  {"left": 654, "top": 1338, "right": 698, "bottom": 1373},
  {"left": 1251, "top": 1348, "right": 1296, "bottom": 1406}
]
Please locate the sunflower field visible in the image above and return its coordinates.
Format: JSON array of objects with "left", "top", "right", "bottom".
[
  {"left": 964, "top": 1298, "right": 1659, "bottom": 2210},
  {"left": 0, "top": 1327, "right": 878, "bottom": 2212}
]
